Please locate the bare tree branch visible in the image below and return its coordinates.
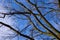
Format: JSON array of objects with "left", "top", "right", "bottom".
[{"left": 0, "top": 22, "right": 34, "bottom": 40}]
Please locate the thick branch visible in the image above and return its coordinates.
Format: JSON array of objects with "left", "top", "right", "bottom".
[
  {"left": 58, "top": 0, "right": 60, "bottom": 7},
  {"left": 0, "top": 22, "right": 34, "bottom": 40}
]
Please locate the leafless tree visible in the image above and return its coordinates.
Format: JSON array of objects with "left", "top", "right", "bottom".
[{"left": 0, "top": 0, "right": 60, "bottom": 40}]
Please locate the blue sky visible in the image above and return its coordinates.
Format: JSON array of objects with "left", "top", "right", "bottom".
[{"left": 0, "top": 0, "right": 60, "bottom": 40}]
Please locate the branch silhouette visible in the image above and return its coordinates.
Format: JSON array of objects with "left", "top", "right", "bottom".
[{"left": 0, "top": 22, "right": 34, "bottom": 40}]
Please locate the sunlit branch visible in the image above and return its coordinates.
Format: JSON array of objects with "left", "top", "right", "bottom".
[
  {"left": 27, "top": 0, "right": 60, "bottom": 34},
  {"left": 27, "top": 0, "right": 60, "bottom": 39}
]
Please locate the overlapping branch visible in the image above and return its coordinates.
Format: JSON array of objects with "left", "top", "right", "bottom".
[{"left": 14, "top": 0, "right": 60, "bottom": 39}]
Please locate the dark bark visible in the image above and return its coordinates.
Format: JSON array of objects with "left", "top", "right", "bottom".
[
  {"left": 58, "top": 0, "right": 60, "bottom": 7},
  {"left": 0, "top": 22, "right": 34, "bottom": 40}
]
